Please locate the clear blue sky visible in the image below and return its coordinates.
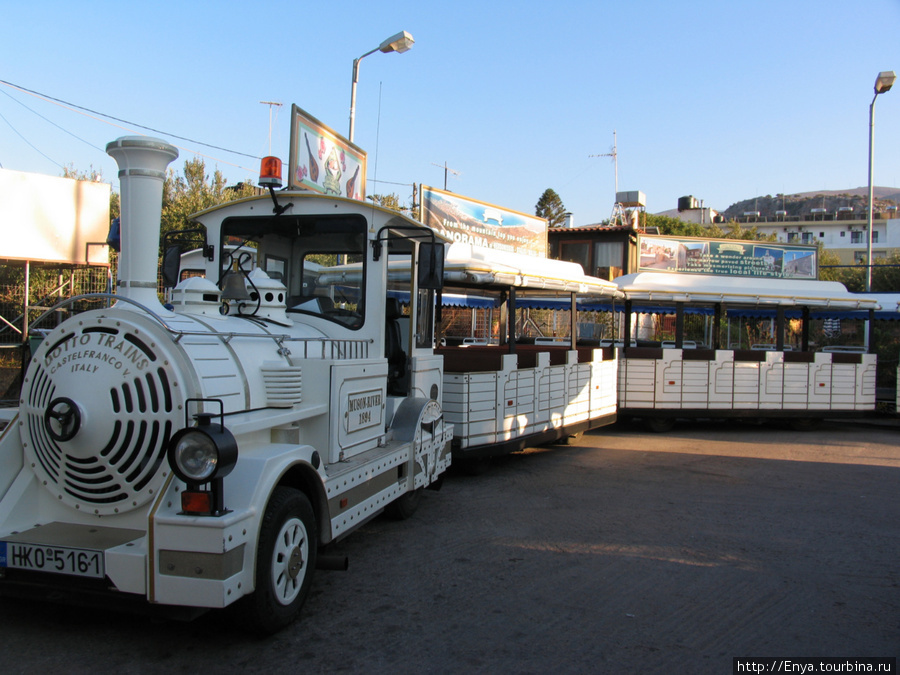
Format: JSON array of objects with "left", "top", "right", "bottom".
[{"left": 1, "top": 0, "right": 898, "bottom": 223}]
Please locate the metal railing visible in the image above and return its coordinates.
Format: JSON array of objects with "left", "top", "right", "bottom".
[{"left": 28, "top": 293, "right": 373, "bottom": 361}]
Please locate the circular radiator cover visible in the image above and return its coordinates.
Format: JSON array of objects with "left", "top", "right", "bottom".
[{"left": 20, "top": 314, "right": 186, "bottom": 515}]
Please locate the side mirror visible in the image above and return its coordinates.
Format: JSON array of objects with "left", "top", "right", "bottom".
[
  {"left": 417, "top": 241, "right": 445, "bottom": 291},
  {"left": 162, "top": 246, "right": 181, "bottom": 288}
]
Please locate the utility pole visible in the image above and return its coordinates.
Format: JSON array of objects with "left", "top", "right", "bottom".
[
  {"left": 431, "top": 161, "right": 460, "bottom": 190},
  {"left": 259, "top": 101, "right": 283, "bottom": 155}
]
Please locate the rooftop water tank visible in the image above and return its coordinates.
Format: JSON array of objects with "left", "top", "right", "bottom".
[{"left": 677, "top": 195, "right": 699, "bottom": 212}]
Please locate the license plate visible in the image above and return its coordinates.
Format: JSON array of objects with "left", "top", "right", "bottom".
[{"left": 0, "top": 541, "right": 104, "bottom": 579}]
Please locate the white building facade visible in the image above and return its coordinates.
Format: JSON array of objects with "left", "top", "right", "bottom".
[{"left": 744, "top": 213, "right": 900, "bottom": 264}]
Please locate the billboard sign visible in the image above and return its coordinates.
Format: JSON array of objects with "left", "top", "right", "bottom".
[
  {"left": 288, "top": 105, "right": 366, "bottom": 200},
  {"left": 0, "top": 168, "right": 110, "bottom": 265},
  {"left": 639, "top": 234, "right": 817, "bottom": 279},
  {"left": 419, "top": 185, "right": 548, "bottom": 257}
]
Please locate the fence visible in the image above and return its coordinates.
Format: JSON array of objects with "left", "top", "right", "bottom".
[{"left": 0, "top": 263, "right": 112, "bottom": 402}]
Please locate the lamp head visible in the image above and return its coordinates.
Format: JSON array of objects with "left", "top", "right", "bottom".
[
  {"left": 874, "top": 70, "right": 896, "bottom": 95},
  {"left": 258, "top": 156, "right": 283, "bottom": 188},
  {"left": 379, "top": 31, "right": 414, "bottom": 54}
]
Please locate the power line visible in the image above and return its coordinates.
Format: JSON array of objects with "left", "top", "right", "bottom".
[
  {"left": 0, "top": 78, "right": 262, "bottom": 161},
  {"left": 369, "top": 178, "right": 412, "bottom": 186},
  {"left": 0, "top": 78, "right": 415, "bottom": 188},
  {"left": 0, "top": 107, "right": 63, "bottom": 170},
  {"left": 0, "top": 87, "right": 104, "bottom": 154}
]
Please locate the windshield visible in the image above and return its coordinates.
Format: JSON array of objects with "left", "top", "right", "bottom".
[{"left": 220, "top": 213, "right": 367, "bottom": 329}]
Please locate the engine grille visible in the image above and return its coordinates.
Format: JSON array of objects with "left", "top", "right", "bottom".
[
  {"left": 261, "top": 363, "right": 302, "bottom": 407},
  {"left": 21, "top": 320, "right": 184, "bottom": 515}
]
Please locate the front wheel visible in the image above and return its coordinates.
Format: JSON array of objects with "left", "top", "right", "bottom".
[{"left": 238, "top": 487, "right": 318, "bottom": 635}]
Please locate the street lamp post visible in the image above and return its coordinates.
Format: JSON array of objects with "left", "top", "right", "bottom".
[
  {"left": 865, "top": 70, "right": 896, "bottom": 292},
  {"left": 348, "top": 31, "right": 415, "bottom": 143}
]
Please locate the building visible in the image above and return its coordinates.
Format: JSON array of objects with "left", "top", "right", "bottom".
[
  {"left": 737, "top": 210, "right": 900, "bottom": 265},
  {"left": 549, "top": 202, "right": 900, "bottom": 278},
  {"left": 548, "top": 223, "right": 639, "bottom": 280}
]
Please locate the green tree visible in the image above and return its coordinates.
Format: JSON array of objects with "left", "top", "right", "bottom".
[
  {"left": 367, "top": 193, "right": 403, "bottom": 212},
  {"left": 535, "top": 189, "right": 567, "bottom": 228},
  {"left": 812, "top": 247, "right": 900, "bottom": 292},
  {"left": 160, "top": 158, "right": 255, "bottom": 236},
  {"left": 644, "top": 214, "right": 778, "bottom": 242},
  {"left": 872, "top": 252, "right": 900, "bottom": 292},
  {"left": 644, "top": 213, "right": 720, "bottom": 237},
  {"left": 816, "top": 247, "right": 863, "bottom": 289}
]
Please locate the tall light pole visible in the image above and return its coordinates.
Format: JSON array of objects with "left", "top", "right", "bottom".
[
  {"left": 865, "top": 70, "right": 896, "bottom": 292},
  {"left": 348, "top": 31, "right": 415, "bottom": 143}
]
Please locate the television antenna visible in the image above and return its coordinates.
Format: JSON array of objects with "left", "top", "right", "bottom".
[
  {"left": 591, "top": 131, "right": 629, "bottom": 226},
  {"left": 590, "top": 129, "right": 618, "bottom": 193},
  {"left": 431, "top": 161, "right": 460, "bottom": 190},
  {"left": 260, "top": 101, "right": 283, "bottom": 155}
]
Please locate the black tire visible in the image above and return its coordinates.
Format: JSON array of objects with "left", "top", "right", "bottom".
[
  {"left": 384, "top": 487, "right": 423, "bottom": 520},
  {"left": 647, "top": 417, "right": 675, "bottom": 434},
  {"left": 238, "top": 487, "right": 317, "bottom": 635},
  {"left": 789, "top": 417, "right": 822, "bottom": 432}
]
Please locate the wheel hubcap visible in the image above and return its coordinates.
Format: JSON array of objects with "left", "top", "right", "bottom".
[{"left": 272, "top": 516, "right": 308, "bottom": 605}]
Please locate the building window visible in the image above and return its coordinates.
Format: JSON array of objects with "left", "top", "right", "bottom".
[
  {"left": 819, "top": 232, "right": 825, "bottom": 238},
  {"left": 787, "top": 232, "right": 798, "bottom": 242},
  {"left": 851, "top": 231, "right": 863, "bottom": 244},
  {"left": 873, "top": 231, "right": 879, "bottom": 243},
  {"left": 802, "top": 233, "right": 812, "bottom": 244},
  {"left": 840, "top": 231, "right": 845, "bottom": 237},
  {"left": 854, "top": 251, "right": 866, "bottom": 263},
  {"left": 560, "top": 241, "right": 590, "bottom": 272}
]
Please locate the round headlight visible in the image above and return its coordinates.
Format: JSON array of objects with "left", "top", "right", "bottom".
[
  {"left": 171, "top": 431, "right": 219, "bottom": 482},
  {"left": 167, "top": 420, "right": 238, "bottom": 486}
]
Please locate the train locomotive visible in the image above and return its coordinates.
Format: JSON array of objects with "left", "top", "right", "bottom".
[{"left": 0, "top": 136, "right": 452, "bottom": 633}]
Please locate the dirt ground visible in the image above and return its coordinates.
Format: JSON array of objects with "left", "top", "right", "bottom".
[{"left": 0, "top": 418, "right": 897, "bottom": 674}]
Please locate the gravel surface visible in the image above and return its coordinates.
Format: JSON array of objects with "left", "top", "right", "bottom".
[{"left": 1, "top": 419, "right": 897, "bottom": 674}]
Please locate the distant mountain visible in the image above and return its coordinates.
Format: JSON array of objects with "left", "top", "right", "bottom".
[{"left": 720, "top": 187, "right": 898, "bottom": 220}]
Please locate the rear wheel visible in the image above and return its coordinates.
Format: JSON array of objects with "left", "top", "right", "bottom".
[
  {"left": 385, "top": 487, "right": 423, "bottom": 520},
  {"left": 238, "top": 487, "right": 317, "bottom": 635},
  {"left": 789, "top": 417, "right": 822, "bottom": 432},
  {"left": 457, "top": 457, "right": 492, "bottom": 476},
  {"left": 647, "top": 417, "right": 675, "bottom": 434},
  {"left": 560, "top": 431, "right": 584, "bottom": 445}
]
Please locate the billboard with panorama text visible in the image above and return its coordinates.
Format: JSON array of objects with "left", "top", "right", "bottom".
[{"left": 419, "top": 186, "right": 548, "bottom": 257}]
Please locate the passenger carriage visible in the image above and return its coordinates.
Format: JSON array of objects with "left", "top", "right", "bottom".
[
  {"left": 432, "top": 244, "right": 622, "bottom": 466},
  {"left": 612, "top": 272, "right": 879, "bottom": 431}
]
